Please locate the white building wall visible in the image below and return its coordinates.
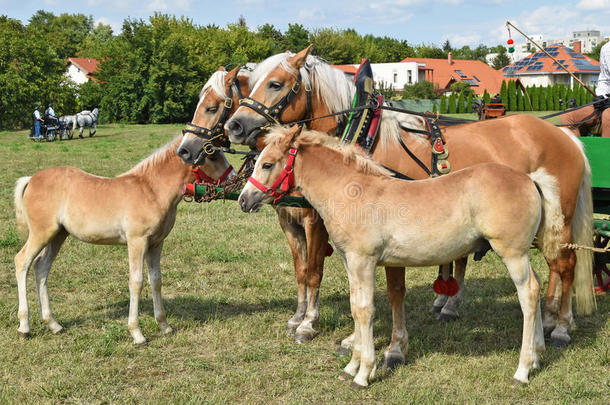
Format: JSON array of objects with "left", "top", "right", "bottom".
[
  {"left": 343, "top": 62, "right": 423, "bottom": 91},
  {"left": 66, "top": 64, "right": 89, "bottom": 85}
]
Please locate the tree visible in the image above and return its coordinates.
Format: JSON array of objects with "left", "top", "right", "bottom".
[
  {"left": 531, "top": 86, "right": 539, "bottom": 111},
  {"left": 508, "top": 80, "right": 517, "bottom": 111},
  {"left": 401, "top": 81, "right": 437, "bottom": 100},
  {"left": 442, "top": 39, "right": 452, "bottom": 52},
  {"left": 587, "top": 39, "right": 609, "bottom": 61},
  {"left": 466, "top": 92, "right": 473, "bottom": 113},
  {"left": 282, "top": 23, "right": 309, "bottom": 52},
  {"left": 448, "top": 93, "right": 457, "bottom": 113},
  {"left": 492, "top": 48, "right": 511, "bottom": 70},
  {"left": 516, "top": 87, "right": 524, "bottom": 111},
  {"left": 28, "top": 10, "right": 94, "bottom": 60},
  {"left": 500, "top": 80, "right": 508, "bottom": 108},
  {"left": 457, "top": 90, "right": 465, "bottom": 113},
  {"left": 483, "top": 89, "right": 491, "bottom": 105},
  {"left": 440, "top": 95, "right": 447, "bottom": 114}
]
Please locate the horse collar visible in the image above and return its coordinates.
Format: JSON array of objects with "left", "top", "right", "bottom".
[{"left": 248, "top": 147, "right": 298, "bottom": 204}]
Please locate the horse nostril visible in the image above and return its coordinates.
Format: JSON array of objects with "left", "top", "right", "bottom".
[
  {"left": 238, "top": 195, "right": 247, "bottom": 212},
  {"left": 227, "top": 119, "right": 244, "bottom": 138},
  {"left": 177, "top": 147, "right": 191, "bottom": 161}
]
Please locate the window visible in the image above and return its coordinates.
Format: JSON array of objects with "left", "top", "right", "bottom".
[
  {"left": 393, "top": 72, "right": 397, "bottom": 83},
  {"left": 454, "top": 69, "right": 466, "bottom": 78},
  {"left": 473, "top": 75, "right": 480, "bottom": 82},
  {"left": 407, "top": 70, "right": 412, "bottom": 84}
]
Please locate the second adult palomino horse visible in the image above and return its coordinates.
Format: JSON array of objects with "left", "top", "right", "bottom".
[
  {"left": 225, "top": 46, "right": 593, "bottom": 356},
  {"left": 240, "top": 125, "right": 563, "bottom": 387}
]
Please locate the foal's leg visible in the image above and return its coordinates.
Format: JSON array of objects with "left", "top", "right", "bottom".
[
  {"left": 503, "top": 254, "right": 541, "bottom": 385},
  {"left": 34, "top": 230, "right": 68, "bottom": 334},
  {"left": 543, "top": 259, "right": 561, "bottom": 335},
  {"left": 381, "top": 266, "right": 408, "bottom": 370},
  {"left": 294, "top": 213, "right": 328, "bottom": 343},
  {"left": 14, "top": 234, "right": 52, "bottom": 337},
  {"left": 127, "top": 237, "right": 147, "bottom": 344},
  {"left": 277, "top": 210, "right": 308, "bottom": 334},
  {"left": 438, "top": 257, "right": 468, "bottom": 321},
  {"left": 145, "top": 242, "right": 173, "bottom": 335},
  {"left": 343, "top": 254, "right": 377, "bottom": 388}
]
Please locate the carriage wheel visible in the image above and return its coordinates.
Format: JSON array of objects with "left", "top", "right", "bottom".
[
  {"left": 47, "top": 130, "right": 56, "bottom": 142},
  {"left": 593, "top": 232, "right": 610, "bottom": 293}
]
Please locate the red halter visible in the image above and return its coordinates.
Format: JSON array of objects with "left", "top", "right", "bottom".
[
  {"left": 248, "top": 147, "right": 298, "bottom": 204},
  {"left": 192, "top": 165, "right": 233, "bottom": 185}
]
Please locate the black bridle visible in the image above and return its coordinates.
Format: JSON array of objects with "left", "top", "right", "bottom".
[
  {"left": 238, "top": 71, "right": 312, "bottom": 128},
  {"left": 182, "top": 77, "right": 243, "bottom": 153}
]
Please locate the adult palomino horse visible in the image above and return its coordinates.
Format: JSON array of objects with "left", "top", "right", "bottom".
[
  {"left": 13, "top": 136, "right": 234, "bottom": 344},
  {"left": 73, "top": 108, "right": 99, "bottom": 138},
  {"left": 176, "top": 66, "right": 250, "bottom": 165},
  {"left": 225, "top": 46, "right": 593, "bottom": 355},
  {"left": 240, "top": 126, "right": 562, "bottom": 387}
]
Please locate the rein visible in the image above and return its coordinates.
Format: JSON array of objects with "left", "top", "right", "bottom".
[
  {"left": 248, "top": 147, "right": 298, "bottom": 204},
  {"left": 192, "top": 165, "right": 234, "bottom": 186}
]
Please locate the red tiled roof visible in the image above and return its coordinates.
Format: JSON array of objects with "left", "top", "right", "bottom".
[
  {"left": 67, "top": 57, "right": 100, "bottom": 80},
  {"left": 331, "top": 64, "right": 358, "bottom": 75},
  {"left": 400, "top": 56, "right": 508, "bottom": 95},
  {"left": 502, "top": 45, "right": 600, "bottom": 76}
]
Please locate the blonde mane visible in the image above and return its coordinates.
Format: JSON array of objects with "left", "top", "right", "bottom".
[
  {"left": 199, "top": 70, "right": 228, "bottom": 100},
  {"left": 264, "top": 127, "right": 393, "bottom": 178},
  {"left": 122, "top": 136, "right": 182, "bottom": 177},
  {"left": 250, "top": 52, "right": 429, "bottom": 148}
]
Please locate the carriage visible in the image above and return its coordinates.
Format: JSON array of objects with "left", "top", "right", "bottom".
[
  {"left": 29, "top": 115, "right": 71, "bottom": 142},
  {"left": 472, "top": 98, "right": 507, "bottom": 120},
  {"left": 582, "top": 136, "right": 610, "bottom": 292}
]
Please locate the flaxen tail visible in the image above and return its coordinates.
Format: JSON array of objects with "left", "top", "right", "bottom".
[
  {"left": 562, "top": 129, "right": 595, "bottom": 314},
  {"left": 14, "top": 176, "right": 31, "bottom": 237},
  {"left": 529, "top": 169, "right": 564, "bottom": 262}
]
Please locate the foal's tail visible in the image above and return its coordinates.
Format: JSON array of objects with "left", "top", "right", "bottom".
[
  {"left": 563, "top": 129, "right": 595, "bottom": 314},
  {"left": 529, "top": 169, "right": 564, "bottom": 262},
  {"left": 14, "top": 176, "right": 31, "bottom": 237}
]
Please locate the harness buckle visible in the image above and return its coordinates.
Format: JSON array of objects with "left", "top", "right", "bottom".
[
  {"left": 291, "top": 81, "right": 301, "bottom": 94},
  {"left": 224, "top": 98, "right": 233, "bottom": 109}
]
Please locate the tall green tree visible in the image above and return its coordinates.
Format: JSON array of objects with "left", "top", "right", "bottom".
[
  {"left": 448, "top": 92, "right": 457, "bottom": 113},
  {"left": 500, "top": 80, "right": 508, "bottom": 108},
  {"left": 282, "top": 23, "right": 309, "bottom": 52},
  {"left": 492, "top": 48, "right": 511, "bottom": 70}
]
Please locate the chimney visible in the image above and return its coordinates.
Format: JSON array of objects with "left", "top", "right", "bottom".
[
  {"left": 448, "top": 52, "right": 453, "bottom": 65},
  {"left": 573, "top": 41, "right": 582, "bottom": 54}
]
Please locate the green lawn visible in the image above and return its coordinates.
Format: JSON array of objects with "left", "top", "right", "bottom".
[{"left": 0, "top": 124, "right": 608, "bottom": 404}]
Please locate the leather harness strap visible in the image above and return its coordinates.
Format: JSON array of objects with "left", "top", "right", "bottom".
[
  {"left": 192, "top": 165, "right": 234, "bottom": 186},
  {"left": 239, "top": 72, "right": 312, "bottom": 127}
]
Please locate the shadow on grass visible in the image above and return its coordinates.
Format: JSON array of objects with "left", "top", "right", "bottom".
[{"left": 58, "top": 275, "right": 609, "bottom": 366}]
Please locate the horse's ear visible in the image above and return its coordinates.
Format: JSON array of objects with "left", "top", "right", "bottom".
[
  {"left": 237, "top": 71, "right": 251, "bottom": 97},
  {"left": 287, "top": 44, "right": 313, "bottom": 69},
  {"left": 224, "top": 66, "right": 240, "bottom": 93},
  {"left": 282, "top": 124, "right": 303, "bottom": 149}
]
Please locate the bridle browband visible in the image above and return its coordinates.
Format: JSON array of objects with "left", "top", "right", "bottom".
[
  {"left": 248, "top": 147, "right": 298, "bottom": 204},
  {"left": 182, "top": 76, "right": 244, "bottom": 153},
  {"left": 239, "top": 69, "right": 312, "bottom": 131}
]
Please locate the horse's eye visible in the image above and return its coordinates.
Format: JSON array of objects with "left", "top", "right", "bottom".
[
  {"left": 262, "top": 162, "right": 273, "bottom": 170},
  {"left": 268, "top": 81, "right": 283, "bottom": 91},
  {"left": 206, "top": 106, "right": 218, "bottom": 113}
]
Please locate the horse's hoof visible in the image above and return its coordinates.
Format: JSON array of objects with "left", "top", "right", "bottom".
[
  {"left": 511, "top": 378, "right": 528, "bottom": 388},
  {"left": 50, "top": 325, "right": 64, "bottom": 335},
  {"left": 336, "top": 346, "right": 351, "bottom": 356},
  {"left": 381, "top": 353, "right": 405, "bottom": 371},
  {"left": 161, "top": 325, "right": 174, "bottom": 335},
  {"left": 543, "top": 326, "right": 555, "bottom": 338},
  {"left": 436, "top": 312, "right": 458, "bottom": 322},
  {"left": 338, "top": 371, "right": 353, "bottom": 381},
  {"left": 286, "top": 323, "right": 299, "bottom": 335},
  {"left": 549, "top": 336, "right": 570, "bottom": 349},
  {"left": 18, "top": 331, "right": 31, "bottom": 339},
  {"left": 350, "top": 381, "right": 367, "bottom": 390},
  {"left": 294, "top": 331, "right": 317, "bottom": 344},
  {"left": 430, "top": 305, "right": 443, "bottom": 314}
]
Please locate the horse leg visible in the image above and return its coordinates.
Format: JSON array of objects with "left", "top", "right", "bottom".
[
  {"left": 502, "top": 254, "right": 542, "bottom": 385},
  {"left": 381, "top": 266, "right": 408, "bottom": 370},
  {"left": 345, "top": 254, "right": 377, "bottom": 388},
  {"left": 14, "top": 233, "right": 52, "bottom": 337},
  {"left": 277, "top": 210, "right": 308, "bottom": 335},
  {"left": 294, "top": 214, "right": 328, "bottom": 343},
  {"left": 543, "top": 259, "right": 561, "bottom": 336},
  {"left": 34, "top": 230, "right": 68, "bottom": 334},
  {"left": 127, "top": 237, "right": 147, "bottom": 344},
  {"left": 145, "top": 241, "right": 173, "bottom": 335},
  {"left": 79, "top": 125, "right": 84, "bottom": 138},
  {"left": 90, "top": 122, "right": 97, "bottom": 136},
  {"left": 549, "top": 248, "right": 576, "bottom": 348},
  {"left": 438, "top": 257, "right": 468, "bottom": 321}
]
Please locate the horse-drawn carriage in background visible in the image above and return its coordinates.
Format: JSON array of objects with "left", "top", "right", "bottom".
[
  {"left": 472, "top": 97, "right": 507, "bottom": 120},
  {"left": 29, "top": 115, "right": 71, "bottom": 142}
]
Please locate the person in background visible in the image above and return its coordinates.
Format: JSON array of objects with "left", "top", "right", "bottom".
[
  {"left": 45, "top": 103, "right": 59, "bottom": 126},
  {"left": 33, "top": 106, "right": 43, "bottom": 138},
  {"left": 560, "top": 41, "right": 610, "bottom": 137}
]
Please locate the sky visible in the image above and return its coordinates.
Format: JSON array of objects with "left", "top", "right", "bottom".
[{"left": 3, "top": 0, "right": 610, "bottom": 48}]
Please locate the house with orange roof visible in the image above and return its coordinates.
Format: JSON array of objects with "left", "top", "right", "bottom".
[
  {"left": 501, "top": 44, "right": 599, "bottom": 89},
  {"left": 66, "top": 57, "right": 100, "bottom": 84},
  {"left": 334, "top": 53, "right": 509, "bottom": 96}
]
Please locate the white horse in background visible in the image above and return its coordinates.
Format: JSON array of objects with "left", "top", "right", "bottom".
[{"left": 73, "top": 108, "right": 99, "bottom": 138}]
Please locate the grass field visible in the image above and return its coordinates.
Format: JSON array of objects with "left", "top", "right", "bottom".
[{"left": 0, "top": 123, "right": 609, "bottom": 404}]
